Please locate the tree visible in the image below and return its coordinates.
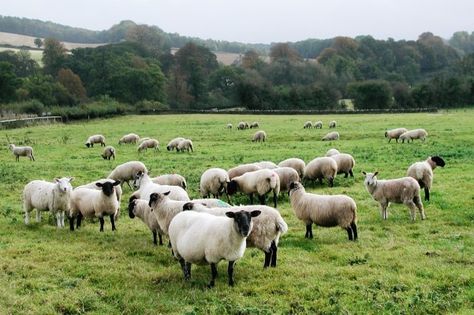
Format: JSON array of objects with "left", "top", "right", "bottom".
[
  {"left": 0, "top": 62, "right": 21, "bottom": 102},
  {"left": 42, "top": 38, "right": 67, "bottom": 76},
  {"left": 57, "top": 68, "right": 87, "bottom": 100},
  {"left": 270, "top": 43, "right": 301, "bottom": 63},
  {"left": 348, "top": 80, "right": 393, "bottom": 109},
  {"left": 34, "top": 38, "right": 43, "bottom": 48}
]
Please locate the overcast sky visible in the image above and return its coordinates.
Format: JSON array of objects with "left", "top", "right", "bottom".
[{"left": 3, "top": 0, "right": 474, "bottom": 43}]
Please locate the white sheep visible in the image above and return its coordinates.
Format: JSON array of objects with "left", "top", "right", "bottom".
[
  {"left": 322, "top": 131, "right": 339, "bottom": 141},
  {"left": 303, "top": 157, "right": 338, "bottom": 187},
  {"left": 168, "top": 209, "right": 261, "bottom": 287},
  {"left": 107, "top": 161, "right": 148, "bottom": 189},
  {"left": 278, "top": 158, "right": 306, "bottom": 178},
  {"left": 384, "top": 128, "right": 408, "bottom": 143},
  {"left": 166, "top": 137, "right": 185, "bottom": 151},
  {"left": 131, "top": 171, "right": 190, "bottom": 202},
  {"left": 237, "top": 122, "right": 246, "bottom": 130},
  {"left": 407, "top": 156, "right": 445, "bottom": 201},
  {"left": 289, "top": 182, "right": 358, "bottom": 241},
  {"left": 328, "top": 152, "right": 355, "bottom": 178},
  {"left": 9, "top": 144, "right": 35, "bottom": 162},
  {"left": 128, "top": 198, "right": 163, "bottom": 245},
  {"left": 250, "top": 122, "right": 259, "bottom": 129},
  {"left": 200, "top": 168, "right": 230, "bottom": 201},
  {"left": 76, "top": 178, "right": 123, "bottom": 220},
  {"left": 329, "top": 120, "right": 337, "bottom": 128},
  {"left": 147, "top": 192, "right": 192, "bottom": 236},
  {"left": 118, "top": 133, "right": 140, "bottom": 144},
  {"left": 362, "top": 171, "right": 425, "bottom": 221},
  {"left": 151, "top": 174, "right": 187, "bottom": 190},
  {"left": 176, "top": 139, "right": 193, "bottom": 152},
  {"left": 101, "top": 146, "right": 116, "bottom": 160},
  {"left": 273, "top": 167, "right": 300, "bottom": 193},
  {"left": 228, "top": 163, "right": 261, "bottom": 179},
  {"left": 69, "top": 180, "right": 121, "bottom": 231},
  {"left": 227, "top": 169, "right": 280, "bottom": 208},
  {"left": 138, "top": 139, "right": 159, "bottom": 152},
  {"left": 23, "top": 177, "right": 74, "bottom": 228},
  {"left": 303, "top": 121, "right": 313, "bottom": 129},
  {"left": 325, "top": 149, "right": 340, "bottom": 157},
  {"left": 313, "top": 121, "right": 323, "bottom": 129},
  {"left": 252, "top": 130, "right": 267, "bottom": 142},
  {"left": 253, "top": 161, "right": 278, "bottom": 169},
  {"left": 85, "top": 134, "right": 105, "bottom": 148},
  {"left": 399, "top": 129, "right": 428, "bottom": 143},
  {"left": 227, "top": 123, "right": 233, "bottom": 129}
]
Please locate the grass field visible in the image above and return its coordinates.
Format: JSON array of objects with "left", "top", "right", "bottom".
[{"left": 0, "top": 111, "right": 473, "bottom": 314}]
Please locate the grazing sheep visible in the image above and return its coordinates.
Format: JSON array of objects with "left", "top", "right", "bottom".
[
  {"left": 151, "top": 174, "right": 187, "bottom": 190},
  {"left": 23, "top": 177, "right": 74, "bottom": 228},
  {"left": 303, "top": 157, "right": 338, "bottom": 187},
  {"left": 228, "top": 163, "right": 261, "bottom": 179},
  {"left": 289, "top": 182, "right": 358, "bottom": 241},
  {"left": 166, "top": 137, "right": 185, "bottom": 151},
  {"left": 101, "top": 146, "right": 116, "bottom": 160},
  {"left": 138, "top": 139, "right": 159, "bottom": 152},
  {"left": 250, "top": 122, "right": 259, "bottom": 129},
  {"left": 273, "top": 167, "right": 300, "bottom": 193},
  {"left": 200, "top": 168, "right": 230, "bottom": 201},
  {"left": 384, "top": 128, "right": 408, "bottom": 143},
  {"left": 168, "top": 209, "right": 261, "bottom": 287},
  {"left": 362, "top": 171, "right": 425, "bottom": 221},
  {"left": 118, "top": 133, "right": 140, "bottom": 145},
  {"left": 252, "top": 130, "right": 267, "bottom": 142},
  {"left": 322, "top": 131, "right": 340, "bottom": 141},
  {"left": 131, "top": 171, "right": 190, "bottom": 202},
  {"left": 253, "top": 161, "right": 278, "bottom": 169},
  {"left": 313, "top": 121, "right": 323, "bottom": 129},
  {"left": 139, "top": 137, "right": 150, "bottom": 143},
  {"left": 244, "top": 122, "right": 250, "bottom": 129},
  {"left": 85, "top": 135, "right": 105, "bottom": 148},
  {"left": 329, "top": 153, "right": 355, "bottom": 178},
  {"left": 69, "top": 180, "right": 121, "bottom": 231},
  {"left": 227, "top": 123, "right": 233, "bottom": 129},
  {"left": 407, "top": 156, "right": 446, "bottom": 201},
  {"left": 237, "top": 122, "right": 246, "bottom": 130},
  {"left": 325, "top": 149, "right": 340, "bottom": 157},
  {"left": 227, "top": 169, "right": 280, "bottom": 208},
  {"left": 108, "top": 161, "right": 148, "bottom": 189},
  {"left": 278, "top": 158, "right": 306, "bottom": 178},
  {"left": 8, "top": 144, "right": 35, "bottom": 162},
  {"left": 399, "top": 129, "right": 428, "bottom": 143},
  {"left": 177, "top": 139, "right": 193, "bottom": 152},
  {"left": 329, "top": 120, "right": 337, "bottom": 128},
  {"left": 128, "top": 198, "right": 163, "bottom": 245},
  {"left": 303, "top": 121, "right": 313, "bottom": 129}
]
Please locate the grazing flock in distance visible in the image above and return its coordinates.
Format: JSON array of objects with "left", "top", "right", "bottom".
[{"left": 10, "top": 120, "right": 446, "bottom": 287}]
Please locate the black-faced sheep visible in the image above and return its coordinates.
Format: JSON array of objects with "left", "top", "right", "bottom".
[
  {"left": 407, "top": 156, "right": 445, "bottom": 201},
  {"left": 85, "top": 135, "right": 105, "bottom": 148}
]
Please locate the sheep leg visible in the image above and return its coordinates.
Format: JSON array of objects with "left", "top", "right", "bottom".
[
  {"left": 179, "top": 259, "right": 191, "bottom": 281},
  {"left": 349, "top": 170, "right": 354, "bottom": 177},
  {"left": 380, "top": 203, "right": 388, "bottom": 220},
  {"left": 24, "top": 209, "right": 31, "bottom": 225},
  {"left": 318, "top": 177, "right": 323, "bottom": 185},
  {"left": 344, "top": 172, "right": 349, "bottom": 178},
  {"left": 209, "top": 263, "right": 218, "bottom": 288},
  {"left": 305, "top": 223, "right": 313, "bottom": 239},
  {"left": 99, "top": 217, "right": 105, "bottom": 232},
  {"left": 36, "top": 209, "right": 41, "bottom": 223},
  {"left": 152, "top": 231, "right": 157, "bottom": 245},
  {"left": 227, "top": 261, "right": 235, "bottom": 286},
  {"left": 351, "top": 222, "right": 358, "bottom": 241},
  {"left": 110, "top": 214, "right": 116, "bottom": 231},
  {"left": 346, "top": 227, "right": 353, "bottom": 241},
  {"left": 414, "top": 196, "right": 426, "bottom": 220},
  {"left": 60, "top": 212, "right": 65, "bottom": 227},
  {"left": 126, "top": 181, "right": 132, "bottom": 190},
  {"left": 76, "top": 213, "right": 83, "bottom": 229},
  {"left": 264, "top": 250, "right": 271, "bottom": 268},
  {"left": 404, "top": 201, "right": 417, "bottom": 221},
  {"left": 249, "top": 193, "right": 254, "bottom": 205},
  {"left": 328, "top": 177, "right": 334, "bottom": 187},
  {"left": 424, "top": 187, "right": 430, "bottom": 202},
  {"left": 69, "top": 216, "right": 75, "bottom": 231},
  {"left": 258, "top": 194, "right": 266, "bottom": 205},
  {"left": 273, "top": 191, "right": 277, "bottom": 208},
  {"left": 56, "top": 212, "right": 62, "bottom": 228},
  {"left": 16, "top": 155, "right": 19, "bottom": 162},
  {"left": 270, "top": 241, "right": 278, "bottom": 267},
  {"left": 158, "top": 233, "right": 163, "bottom": 246}
]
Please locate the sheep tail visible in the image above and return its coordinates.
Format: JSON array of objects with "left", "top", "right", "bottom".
[{"left": 277, "top": 217, "right": 289, "bottom": 234}]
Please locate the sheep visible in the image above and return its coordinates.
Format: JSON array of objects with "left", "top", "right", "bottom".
[
  {"left": 322, "top": 131, "right": 339, "bottom": 141},
  {"left": 252, "top": 130, "right": 267, "bottom": 142},
  {"left": 328, "top": 153, "right": 355, "bottom": 178},
  {"left": 200, "top": 168, "right": 230, "bottom": 201},
  {"left": 76, "top": 178, "right": 123, "bottom": 220},
  {"left": 85, "top": 134, "right": 105, "bottom": 148},
  {"left": 69, "top": 180, "right": 121, "bottom": 231},
  {"left": 384, "top": 128, "right": 408, "bottom": 143},
  {"left": 399, "top": 129, "right": 428, "bottom": 143},
  {"left": 250, "top": 122, "right": 259, "bottom": 129},
  {"left": 139, "top": 137, "right": 150, "bottom": 143},
  {"left": 168, "top": 209, "right": 261, "bottom": 287},
  {"left": 177, "top": 139, "right": 193, "bottom": 152},
  {"left": 227, "top": 123, "right": 233, "bottom": 129},
  {"left": 288, "top": 182, "right": 358, "bottom": 241},
  {"left": 227, "top": 169, "right": 280, "bottom": 208},
  {"left": 138, "top": 139, "right": 159, "bottom": 152},
  {"left": 228, "top": 163, "right": 261, "bottom": 179},
  {"left": 107, "top": 161, "right": 147, "bottom": 189},
  {"left": 407, "top": 156, "right": 446, "bottom": 201},
  {"left": 273, "top": 167, "right": 300, "bottom": 193},
  {"left": 147, "top": 192, "right": 192, "bottom": 236},
  {"left": 131, "top": 171, "right": 190, "bottom": 202},
  {"left": 189, "top": 198, "right": 231, "bottom": 208},
  {"left": 118, "top": 133, "right": 140, "bottom": 145},
  {"left": 8, "top": 144, "right": 35, "bottom": 161},
  {"left": 183, "top": 203, "right": 288, "bottom": 268},
  {"left": 313, "top": 121, "right": 323, "bottom": 129},
  {"left": 101, "top": 146, "right": 116, "bottom": 160},
  {"left": 303, "top": 157, "right": 338, "bottom": 187},
  {"left": 151, "top": 174, "right": 187, "bottom": 190},
  {"left": 325, "top": 149, "right": 340, "bottom": 157},
  {"left": 23, "top": 177, "right": 74, "bottom": 228},
  {"left": 128, "top": 198, "right": 163, "bottom": 245},
  {"left": 253, "top": 161, "right": 278, "bottom": 169},
  {"left": 237, "top": 122, "right": 246, "bottom": 130},
  {"left": 278, "top": 158, "right": 306, "bottom": 178},
  {"left": 244, "top": 122, "right": 250, "bottom": 129},
  {"left": 166, "top": 137, "right": 185, "bottom": 151},
  {"left": 329, "top": 120, "right": 337, "bottom": 128},
  {"left": 362, "top": 171, "right": 425, "bottom": 221},
  {"left": 303, "top": 121, "right": 313, "bottom": 129}
]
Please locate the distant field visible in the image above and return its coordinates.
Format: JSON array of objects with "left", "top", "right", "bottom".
[
  {"left": 0, "top": 111, "right": 473, "bottom": 314},
  {"left": 0, "top": 31, "right": 105, "bottom": 50},
  {"left": 0, "top": 46, "right": 43, "bottom": 64}
]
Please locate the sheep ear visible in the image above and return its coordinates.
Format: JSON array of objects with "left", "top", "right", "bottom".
[
  {"left": 250, "top": 210, "right": 261, "bottom": 218},
  {"left": 362, "top": 171, "right": 367, "bottom": 176},
  {"left": 183, "top": 202, "right": 194, "bottom": 211},
  {"left": 68, "top": 177, "right": 74, "bottom": 182},
  {"left": 54, "top": 178, "right": 60, "bottom": 183},
  {"left": 225, "top": 211, "right": 235, "bottom": 218},
  {"left": 164, "top": 191, "right": 171, "bottom": 196},
  {"left": 148, "top": 193, "right": 158, "bottom": 207},
  {"left": 113, "top": 180, "right": 121, "bottom": 186},
  {"left": 374, "top": 171, "right": 379, "bottom": 176},
  {"left": 95, "top": 182, "right": 103, "bottom": 187}
]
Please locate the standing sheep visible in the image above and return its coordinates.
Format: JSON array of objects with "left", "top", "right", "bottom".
[
  {"left": 303, "top": 121, "right": 313, "bottom": 129},
  {"left": 289, "top": 182, "right": 358, "bottom": 241},
  {"left": 322, "top": 131, "right": 340, "bottom": 141},
  {"left": 128, "top": 198, "right": 163, "bottom": 245},
  {"left": 200, "top": 168, "right": 230, "bottom": 201},
  {"left": 118, "top": 133, "right": 140, "bottom": 145},
  {"left": 147, "top": 192, "right": 193, "bottom": 236},
  {"left": 362, "top": 171, "right": 425, "bottom": 221},
  {"left": 273, "top": 167, "right": 300, "bottom": 193},
  {"left": 76, "top": 178, "right": 123, "bottom": 220},
  {"left": 177, "top": 139, "right": 193, "bottom": 152},
  {"left": 227, "top": 169, "right": 280, "bottom": 208},
  {"left": 407, "top": 156, "right": 445, "bottom": 201},
  {"left": 9, "top": 144, "right": 35, "bottom": 161},
  {"left": 328, "top": 153, "right": 355, "bottom": 178},
  {"left": 166, "top": 137, "right": 185, "bottom": 151},
  {"left": 228, "top": 163, "right": 261, "bottom": 179},
  {"left": 101, "top": 146, "right": 116, "bottom": 160},
  {"left": 252, "top": 130, "right": 267, "bottom": 142},
  {"left": 107, "top": 161, "right": 148, "bottom": 189},
  {"left": 303, "top": 157, "right": 338, "bottom": 187},
  {"left": 278, "top": 158, "right": 306, "bottom": 178},
  {"left": 399, "top": 129, "right": 428, "bottom": 143},
  {"left": 85, "top": 135, "right": 105, "bottom": 148},
  {"left": 384, "top": 128, "right": 408, "bottom": 143},
  {"left": 23, "top": 177, "right": 74, "bottom": 228},
  {"left": 329, "top": 120, "right": 337, "bottom": 128},
  {"left": 313, "top": 121, "right": 323, "bottom": 129},
  {"left": 138, "top": 139, "right": 159, "bottom": 152},
  {"left": 131, "top": 171, "right": 190, "bottom": 202},
  {"left": 151, "top": 174, "right": 187, "bottom": 190}
]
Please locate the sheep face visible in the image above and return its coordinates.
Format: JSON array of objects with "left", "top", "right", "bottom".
[
  {"left": 8, "top": 144, "right": 15, "bottom": 151},
  {"left": 431, "top": 156, "right": 445, "bottom": 167},
  {"left": 148, "top": 191, "right": 171, "bottom": 208},
  {"left": 133, "top": 171, "right": 145, "bottom": 189},
  {"left": 85, "top": 142, "right": 91, "bottom": 148},
  {"left": 96, "top": 180, "right": 120, "bottom": 197},
  {"left": 182, "top": 202, "right": 194, "bottom": 211},
  {"left": 362, "top": 171, "right": 379, "bottom": 187},
  {"left": 226, "top": 180, "right": 239, "bottom": 195},
  {"left": 225, "top": 210, "right": 261, "bottom": 237},
  {"left": 128, "top": 199, "right": 137, "bottom": 218},
  {"left": 55, "top": 177, "right": 74, "bottom": 193}
]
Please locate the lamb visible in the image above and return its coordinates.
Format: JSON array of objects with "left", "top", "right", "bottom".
[
  {"left": 227, "top": 163, "right": 261, "bottom": 179},
  {"left": 118, "top": 133, "right": 140, "bottom": 144},
  {"left": 278, "top": 158, "right": 306, "bottom": 178},
  {"left": 107, "top": 161, "right": 147, "bottom": 189},
  {"left": 227, "top": 123, "right": 233, "bottom": 129},
  {"left": 183, "top": 203, "right": 288, "bottom": 268},
  {"left": 166, "top": 137, "right": 185, "bottom": 151},
  {"left": 128, "top": 198, "right": 163, "bottom": 245},
  {"left": 362, "top": 171, "right": 425, "bottom": 221},
  {"left": 288, "top": 182, "right": 358, "bottom": 241},
  {"left": 384, "top": 128, "right": 408, "bottom": 143},
  {"left": 23, "top": 177, "right": 74, "bottom": 228},
  {"left": 328, "top": 152, "right": 355, "bottom": 178},
  {"left": 329, "top": 120, "right": 337, "bottom": 128},
  {"left": 101, "top": 146, "right": 116, "bottom": 160},
  {"left": 85, "top": 134, "right": 105, "bottom": 148},
  {"left": 9, "top": 144, "right": 35, "bottom": 161},
  {"left": 407, "top": 156, "right": 446, "bottom": 201},
  {"left": 399, "top": 129, "right": 428, "bottom": 143},
  {"left": 69, "top": 180, "right": 121, "bottom": 231},
  {"left": 322, "top": 131, "right": 339, "bottom": 141},
  {"left": 303, "top": 121, "right": 313, "bottom": 129},
  {"left": 200, "top": 168, "right": 230, "bottom": 201},
  {"left": 313, "top": 121, "right": 323, "bottom": 129},
  {"left": 168, "top": 209, "right": 261, "bottom": 287},
  {"left": 253, "top": 161, "right": 278, "bottom": 169},
  {"left": 131, "top": 171, "right": 190, "bottom": 202},
  {"left": 177, "top": 139, "right": 193, "bottom": 152},
  {"left": 151, "top": 174, "right": 187, "bottom": 190},
  {"left": 227, "top": 169, "right": 280, "bottom": 208},
  {"left": 137, "top": 139, "right": 159, "bottom": 152},
  {"left": 252, "top": 130, "right": 267, "bottom": 142},
  {"left": 273, "top": 167, "right": 300, "bottom": 193},
  {"left": 250, "top": 122, "right": 259, "bottom": 129},
  {"left": 303, "top": 157, "right": 338, "bottom": 187}
]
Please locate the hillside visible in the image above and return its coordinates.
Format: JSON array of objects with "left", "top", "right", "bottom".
[{"left": 0, "top": 31, "right": 105, "bottom": 50}]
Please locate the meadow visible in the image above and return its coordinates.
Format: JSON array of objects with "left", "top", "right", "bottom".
[{"left": 0, "top": 111, "right": 473, "bottom": 314}]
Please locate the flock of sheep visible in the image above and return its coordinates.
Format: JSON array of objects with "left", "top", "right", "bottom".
[{"left": 11, "top": 120, "right": 444, "bottom": 287}]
